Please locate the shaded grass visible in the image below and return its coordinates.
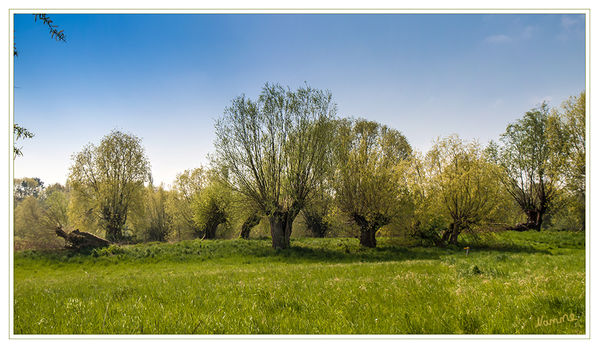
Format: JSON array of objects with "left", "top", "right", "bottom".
[{"left": 14, "top": 230, "right": 585, "bottom": 334}]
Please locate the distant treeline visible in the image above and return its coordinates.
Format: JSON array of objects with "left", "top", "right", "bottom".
[{"left": 13, "top": 84, "right": 585, "bottom": 250}]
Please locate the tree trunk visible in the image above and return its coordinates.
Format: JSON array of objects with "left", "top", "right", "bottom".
[
  {"left": 440, "top": 223, "right": 462, "bottom": 245},
  {"left": 441, "top": 223, "right": 453, "bottom": 243},
  {"left": 204, "top": 222, "right": 218, "bottom": 239},
  {"left": 527, "top": 210, "right": 543, "bottom": 231},
  {"left": 512, "top": 209, "right": 544, "bottom": 231},
  {"left": 535, "top": 213, "right": 543, "bottom": 231},
  {"left": 303, "top": 211, "right": 329, "bottom": 238},
  {"left": 269, "top": 210, "right": 297, "bottom": 249},
  {"left": 284, "top": 214, "right": 294, "bottom": 246},
  {"left": 448, "top": 222, "right": 462, "bottom": 245},
  {"left": 104, "top": 213, "right": 126, "bottom": 242},
  {"left": 449, "top": 224, "right": 460, "bottom": 245},
  {"left": 192, "top": 227, "right": 203, "bottom": 239},
  {"left": 352, "top": 213, "right": 385, "bottom": 248},
  {"left": 359, "top": 227, "right": 377, "bottom": 248},
  {"left": 269, "top": 213, "right": 288, "bottom": 249},
  {"left": 240, "top": 214, "right": 261, "bottom": 239},
  {"left": 105, "top": 225, "right": 122, "bottom": 242},
  {"left": 202, "top": 211, "right": 227, "bottom": 240}
]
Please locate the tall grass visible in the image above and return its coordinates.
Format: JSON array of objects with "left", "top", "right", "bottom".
[{"left": 14, "top": 230, "right": 585, "bottom": 334}]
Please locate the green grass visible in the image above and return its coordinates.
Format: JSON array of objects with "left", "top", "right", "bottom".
[{"left": 13, "top": 230, "right": 585, "bottom": 335}]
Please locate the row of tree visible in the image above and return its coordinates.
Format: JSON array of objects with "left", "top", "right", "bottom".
[
  {"left": 14, "top": 84, "right": 585, "bottom": 250},
  {"left": 14, "top": 168, "right": 235, "bottom": 249}
]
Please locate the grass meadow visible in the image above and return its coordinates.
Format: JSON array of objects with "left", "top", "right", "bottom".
[{"left": 13, "top": 230, "right": 585, "bottom": 335}]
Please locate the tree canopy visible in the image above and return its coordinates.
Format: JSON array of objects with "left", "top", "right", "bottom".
[
  {"left": 68, "top": 130, "right": 151, "bottom": 241},
  {"left": 214, "top": 83, "right": 336, "bottom": 249},
  {"left": 549, "top": 91, "right": 586, "bottom": 229},
  {"left": 333, "top": 118, "right": 412, "bottom": 247},
  {"left": 13, "top": 86, "right": 586, "bottom": 251},
  {"left": 493, "top": 103, "right": 559, "bottom": 231},
  {"left": 426, "top": 135, "right": 503, "bottom": 244},
  {"left": 168, "top": 168, "right": 207, "bottom": 239}
]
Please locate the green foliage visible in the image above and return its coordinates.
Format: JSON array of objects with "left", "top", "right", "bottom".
[
  {"left": 13, "top": 125, "right": 34, "bottom": 158},
  {"left": 332, "top": 118, "right": 412, "bottom": 247},
  {"left": 68, "top": 130, "right": 151, "bottom": 241},
  {"left": 167, "top": 167, "right": 234, "bottom": 240},
  {"left": 494, "top": 103, "right": 560, "bottom": 230},
  {"left": 302, "top": 209, "right": 331, "bottom": 238},
  {"left": 301, "top": 182, "right": 334, "bottom": 238},
  {"left": 15, "top": 197, "right": 48, "bottom": 250},
  {"left": 168, "top": 168, "right": 206, "bottom": 240},
  {"left": 214, "top": 83, "right": 337, "bottom": 248},
  {"left": 191, "top": 174, "right": 232, "bottom": 239},
  {"left": 42, "top": 189, "right": 70, "bottom": 229},
  {"left": 14, "top": 177, "right": 44, "bottom": 205},
  {"left": 14, "top": 192, "right": 66, "bottom": 250},
  {"left": 425, "top": 135, "right": 504, "bottom": 244},
  {"left": 548, "top": 91, "right": 586, "bottom": 230},
  {"left": 131, "top": 185, "right": 173, "bottom": 242},
  {"left": 14, "top": 231, "right": 584, "bottom": 334},
  {"left": 13, "top": 182, "right": 70, "bottom": 250},
  {"left": 402, "top": 152, "right": 447, "bottom": 244}
]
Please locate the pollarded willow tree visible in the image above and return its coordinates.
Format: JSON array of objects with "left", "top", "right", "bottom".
[
  {"left": 169, "top": 168, "right": 207, "bottom": 239},
  {"left": 494, "top": 103, "right": 560, "bottom": 231},
  {"left": 69, "top": 130, "right": 150, "bottom": 241},
  {"left": 214, "top": 83, "right": 336, "bottom": 249},
  {"left": 549, "top": 91, "right": 586, "bottom": 229},
  {"left": 192, "top": 171, "right": 233, "bottom": 240},
  {"left": 131, "top": 184, "right": 173, "bottom": 242},
  {"left": 168, "top": 167, "right": 233, "bottom": 240},
  {"left": 426, "top": 135, "right": 503, "bottom": 244},
  {"left": 333, "top": 118, "right": 412, "bottom": 248},
  {"left": 301, "top": 181, "right": 333, "bottom": 238}
]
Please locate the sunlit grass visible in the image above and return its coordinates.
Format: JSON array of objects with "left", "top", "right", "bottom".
[{"left": 13, "top": 230, "right": 585, "bottom": 334}]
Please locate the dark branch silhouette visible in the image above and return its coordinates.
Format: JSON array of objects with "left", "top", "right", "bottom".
[{"left": 34, "top": 14, "right": 66, "bottom": 42}]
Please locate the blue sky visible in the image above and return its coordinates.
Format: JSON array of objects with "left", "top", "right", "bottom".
[{"left": 13, "top": 13, "right": 586, "bottom": 186}]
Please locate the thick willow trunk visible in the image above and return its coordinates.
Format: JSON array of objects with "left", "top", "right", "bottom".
[
  {"left": 352, "top": 213, "right": 388, "bottom": 248},
  {"left": 526, "top": 210, "right": 543, "bottom": 231},
  {"left": 359, "top": 227, "right": 377, "bottom": 248},
  {"left": 441, "top": 223, "right": 461, "bottom": 245},
  {"left": 105, "top": 224, "right": 122, "bottom": 242},
  {"left": 103, "top": 211, "right": 126, "bottom": 242},
  {"left": 240, "top": 214, "right": 261, "bottom": 239},
  {"left": 269, "top": 210, "right": 298, "bottom": 249},
  {"left": 303, "top": 211, "right": 329, "bottom": 238},
  {"left": 269, "top": 216, "right": 288, "bottom": 249},
  {"left": 201, "top": 209, "right": 227, "bottom": 240},
  {"left": 511, "top": 210, "right": 544, "bottom": 231},
  {"left": 449, "top": 227, "right": 460, "bottom": 245},
  {"left": 204, "top": 222, "right": 218, "bottom": 239}
]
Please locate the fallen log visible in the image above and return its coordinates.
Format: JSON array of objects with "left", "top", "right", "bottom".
[{"left": 55, "top": 227, "right": 111, "bottom": 250}]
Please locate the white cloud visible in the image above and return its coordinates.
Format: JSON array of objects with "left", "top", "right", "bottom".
[
  {"left": 490, "top": 98, "right": 504, "bottom": 108},
  {"left": 484, "top": 34, "right": 511, "bottom": 44},
  {"left": 484, "top": 25, "right": 536, "bottom": 45},
  {"left": 522, "top": 25, "right": 535, "bottom": 40},
  {"left": 558, "top": 15, "right": 585, "bottom": 41},
  {"left": 561, "top": 16, "right": 581, "bottom": 29}
]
